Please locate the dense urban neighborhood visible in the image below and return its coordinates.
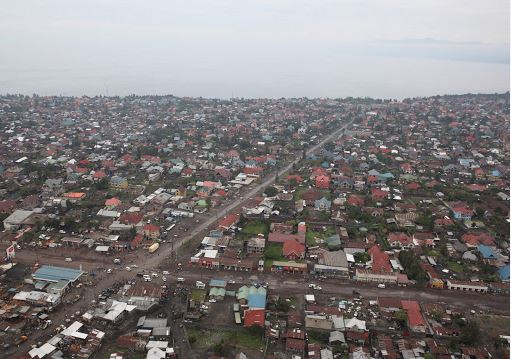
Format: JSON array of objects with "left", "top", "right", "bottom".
[{"left": 0, "top": 93, "right": 509, "bottom": 359}]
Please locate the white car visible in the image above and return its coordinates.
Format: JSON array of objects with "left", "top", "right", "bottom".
[
  {"left": 162, "top": 271, "right": 170, "bottom": 275},
  {"left": 143, "top": 275, "right": 152, "bottom": 282},
  {"left": 125, "top": 266, "right": 131, "bottom": 271},
  {"left": 209, "top": 298, "right": 217, "bottom": 303},
  {"left": 106, "top": 269, "right": 112, "bottom": 274},
  {"left": 162, "top": 277, "right": 167, "bottom": 282},
  {"left": 228, "top": 280, "right": 236, "bottom": 284},
  {"left": 377, "top": 283, "right": 386, "bottom": 289},
  {"left": 151, "top": 272, "right": 159, "bottom": 278}
]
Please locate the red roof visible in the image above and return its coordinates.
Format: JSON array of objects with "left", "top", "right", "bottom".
[
  {"left": 144, "top": 224, "right": 160, "bottom": 232},
  {"left": 244, "top": 309, "right": 265, "bottom": 327},
  {"left": 282, "top": 239, "right": 305, "bottom": 258},
  {"left": 388, "top": 232, "right": 412, "bottom": 246},
  {"left": 105, "top": 198, "right": 121, "bottom": 207},
  {"left": 130, "top": 234, "right": 143, "bottom": 248},
  {"left": 401, "top": 300, "right": 426, "bottom": 328},
  {"left": 368, "top": 245, "right": 391, "bottom": 273},
  {"left": 120, "top": 212, "right": 143, "bottom": 225},
  {"left": 347, "top": 195, "right": 365, "bottom": 207},
  {"left": 268, "top": 232, "right": 305, "bottom": 244},
  {"left": 461, "top": 232, "right": 495, "bottom": 246},
  {"left": 218, "top": 214, "right": 240, "bottom": 230},
  {"left": 243, "top": 167, "right": 264, "bottom": 175}
]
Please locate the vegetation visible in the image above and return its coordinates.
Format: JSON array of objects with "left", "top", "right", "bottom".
[
  {"left": 398, "top": 250, "right": 428, "bottom": 285},
  {"left": 264, "top": 244, "right": 283, "bottom": 260}
]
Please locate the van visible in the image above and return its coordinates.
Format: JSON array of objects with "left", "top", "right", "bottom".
[
  {"left": 177, "top": 277, "right": 185, "bottom": 283},
  {"left": 65, "top": 257, "right": 72, "bottom": 262}
]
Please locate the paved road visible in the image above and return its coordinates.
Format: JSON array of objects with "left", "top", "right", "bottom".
[
  {"left": 166, "top": 269, "right": 510, "bottom": 313},
  {"left": 140, "top": 118, "right": 354, "bottom": 270}
]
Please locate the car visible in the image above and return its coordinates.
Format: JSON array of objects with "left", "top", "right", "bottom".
[
  {"left": 162, "top": 277, "right": 167, "bottom": 282},
  {"left": 377, "top": 283, "right": 386, "bottom": 289},
  {"left": 113, "top": 258, "right": 121, "bottom": 264},
  {"left": 143, "top": 275, "right": 152, "bottom": 282},
  {"left": 65, "top": 257, "right": 73, "bottom": 262},
  {"left": 162, "top": 271, "right": 170, "bottom": 275},
  {"left": 125, "top": 266, "right": 131, "bottom": 271},
  {"left": 228, "top": 280, "right": 236, "bottom": 284},
  {"left": 106, "top": 269, "right": 112, "bottom": 274},
  {"left": 177, "top": 277, "right": 185, "bottom": 283},
  {"left": 208, "top": 298, "right": 217, "bottom": 303},
  {"left": 136, "top": 273, "right": 143, "bottom": 277},
  {"left": 151, "top": 272, "right": 159, "bottom": 278}
]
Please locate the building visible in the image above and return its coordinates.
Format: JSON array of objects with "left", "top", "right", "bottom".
[
  {"left": 271, "top": 261, "right": 308, "bottom": 273},
  {"left": 110, "top": 176, "right": 128, "bottom": 189},
  {"left": 244, "top": 309, "right": 265, "bottom": 328},
  {"left": 246, "top": 237, "right": 265, "bottom": 254},
  {"left": 144, "top": 224, "right": 160, "bottom": 239},
  {"left": 401, "top": 300, "right": 427, "bottom": 333},
  {"left": 3, "top": 209, "right": 34, "bottom": 231},
  {"left": 355, "top": 269, "right": 398, "bottom": 283},
  {"left": 446, "top": 279, "right": 488, "bottom": 293},
  {"left": 313, "top": 250, "right": 349, "bottom": 278}
]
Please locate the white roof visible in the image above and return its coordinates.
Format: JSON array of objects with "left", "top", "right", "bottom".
[
  {"left": 204, "top": 249, "right": 218, "bottom": 258},
  {"left": 29, "top": 343, "right": 56, "bottom": 358},
  {"left": 146, "top": 341, "right": 169, "bottom": 349},
  {"left": 305, "top": 294, "right": 315, "bottom": 302},
  {"left": 61, "top": 321, "right": 86, "bottom": 338},
  {"left": 95, "top": 246, "right": 110, "bottom": 252},
  {"left": 344, "top": 317, "right": 366, "bottom": 331},
  {"left": 146, "top": 347, "right": 166, "bottom": 359}
]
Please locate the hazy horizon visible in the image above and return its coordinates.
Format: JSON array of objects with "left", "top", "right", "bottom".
[{"left": 1, "top": 1, "right": 509, "bottom": 99}]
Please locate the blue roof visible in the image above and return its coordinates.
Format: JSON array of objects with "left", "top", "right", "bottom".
[
  {"left": 32, "top": 265, "right": 84, "bottom": 283},
  {"left": 209, "top": 279, "right": 227, "bottom": 288},
  {"left": 498, "top": 266, "right": 510, "bottom": 281},
  {"left": 248, "top": 293, "right": 267, "bottom": 309},
  {"left": 477, "top": 244, "right": 497, "bottom": 259}
]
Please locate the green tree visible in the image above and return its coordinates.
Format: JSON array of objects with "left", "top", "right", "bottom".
[
  {"left": 460, "top": 320, "right": 481, "bottom": 344},
  {"left": 264, "top": 186, "right": 279, "bottom": 197}
]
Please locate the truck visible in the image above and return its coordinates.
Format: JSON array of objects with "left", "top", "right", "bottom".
[{"left": 148, "top": 243, "right": 160, "bottom": 253}]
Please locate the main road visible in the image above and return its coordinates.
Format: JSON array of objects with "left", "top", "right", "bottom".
[{"left": 140, "top": 117, "right": 355, "bottom": 270}]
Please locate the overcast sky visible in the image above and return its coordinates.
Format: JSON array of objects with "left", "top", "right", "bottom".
[{"left": 0, "top": 0, "right": 509, "bottom": 98}]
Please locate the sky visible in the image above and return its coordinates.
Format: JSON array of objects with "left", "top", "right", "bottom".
[{"left": 0, "top": 0, "right": 509, "bottom": 99}]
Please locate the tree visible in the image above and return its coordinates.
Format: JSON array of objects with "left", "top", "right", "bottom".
[
  {"left": 264, "top": 186, "right": 279, "bottom": 197},
  {"left": 354, "top": 252, "right": 370, "bottom": 263},
  {"left": 460, "top": 320, "right": 481, "bottom": 344}
]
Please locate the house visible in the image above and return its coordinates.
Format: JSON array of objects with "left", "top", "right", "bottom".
[
  {"left": 105, "top": 197, "right": 121, "bottom": 208},
  {"left": 461, "top": 231, "right": 495, "bottom": 247},
  {"left": 388, "top": 232, "right": 413, "bottom": 249},
  {"left": 144, "top": 224, "right": 160, "bottom": 239},
  {"left": 368, "top": 245, "right": 392, "bottom": 273},
  {"left": 218, "top": 214, "right": 240, "bottom": 231},
  {"left": 448, "top": 201, "right": 474, "bottom": 220},
  {"left": 498, "top": 265, "right": 510, "bottom": 282},
  {"left": 347, "top": 195, "right": 364, "bottom": 207},
  {"left": 244, "top": 309, "right": 265, "bottom": 327},
  {"left": 0, "top": 200, "right": 17, "bottom": 214},
  {"left": 110, "top": 176, "right": 128, "bottom": 189},
  {"left": 315, "top": 175, "right": 330, "bottom": 189},
  {"left": 282, "top": 239, "right": 305, "bottom": 260},
  {"left": 477, "top": 244, "right": 499, "bottom": 263},
  {"left": 314, "top": 197, "right": 332, "bottom": 211}
]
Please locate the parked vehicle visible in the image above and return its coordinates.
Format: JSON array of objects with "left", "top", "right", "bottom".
[
  {"left": 143, "top": 275, "right": 152, "bottom": 282},
  {"left": 377, "top": 283, "right": 386, "bottom": 289},
  {"left": 196, "top": 281, "right": 205, "bottom": 289}
]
